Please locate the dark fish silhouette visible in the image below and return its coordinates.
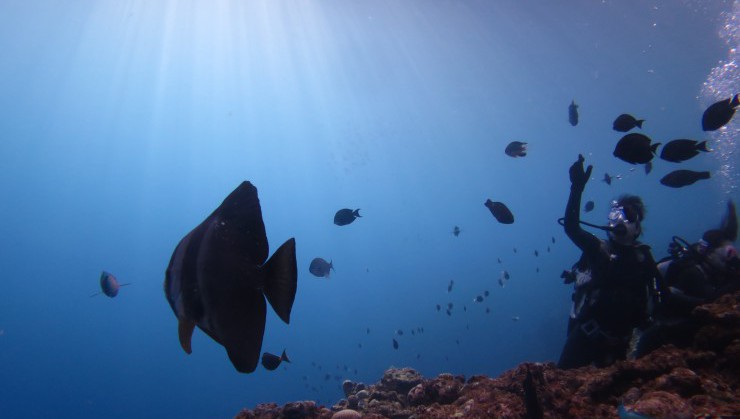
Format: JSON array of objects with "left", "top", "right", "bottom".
[
  {"left": 584, "top": 201, "right": 595, "bottom": 212},
  {"left": 568, "top": 100, "right": 579, "bottom": 126},
  {"left": 702, "top": 94, "right": 739, "bottom": 131},
  {"left": 309, "top": 258, "right": 334, "bottom": 278},
  {"left": 523, "top": 366, "right": 544, "bottom": 419},
  {"left": 436, "top": 304, "right": 441, "bottom": 311},
  {"left": 551, "top": 237, "right": 555, "bottom": 244},
  {"left": 484, "top": 290, "right": 490, "bottom": 297},
  {"left": 164, "top": 181, "right": 297, "bottom": 373},
  {"left": 452, "top": 226, "right": 461, "bottom": 237},
  {"left": 659, "top": 139, "right": 709, "bottom": 163},
  {"left": 474, "top": 295, "right": 484, "bottom": 303},
  {"left": 447, "top": 280, "right": 454, "bottom": 292},
  {"left": 505, "top": 141, "right": 528, "bottom": 157},
  {"left": 660, "top": 170, "right": 711, "bottom": 188},
  {"left": 485, "top": 199, "right": 514, "bottom": 224},
  {"left": 91, "top": 271, "right": 131, "bottom": 298},
  {"left": 396, "top": 329, "right": 404, "bottom": 336},
  {"left": 613, "top": 133, "right": 660, "bottom": 164},
  {"left": 612, "top": 114, "right": 644, "bottom": 132},
  {"left": 261, "top": 350, "right": 290, "bottom": 371},
  {"left": 603, "top": 173, "right": 612, "bottom": 185},
  {"left": 392, "top": 338, "right": 399, "bottom": 350},
  {"left": 334, "top": 208, "right": 361, "bottom": 226},
  {"left": 644, "top": 161, "right": 653, "bottom": 175}
]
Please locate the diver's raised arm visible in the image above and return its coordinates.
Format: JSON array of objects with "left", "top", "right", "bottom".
[{"left": 564, "top": 155, "right": 600, "bottom": 252}]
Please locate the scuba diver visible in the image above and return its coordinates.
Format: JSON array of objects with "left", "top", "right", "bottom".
[
  {"left": 635, "top": 201, "right": 740, "bottom": 357},
  {"left": 558, "top": 155, "right": 659, "bottom": 369}
]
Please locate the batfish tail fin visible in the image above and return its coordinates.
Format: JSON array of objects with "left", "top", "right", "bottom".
[
  {"left": 353, "top": 209, "right": 362, "bottom": 218},
  {"left": 178, "top": 318, "right": 196, "bottom": 354},
  {"left": 651, "top": 143, "right": 661, "bottom": 154},
  {"left": 263, "top": 238, "right": 297, "bottom": 324},
  {"left": 636, "top": 119, "right": 645, "bottom": 128},
  {"left": 281, "top": 350, "right": 291, "bottom": 363},
  {"left": 697, "top": 140, "right": 710, "bottom": 152}
]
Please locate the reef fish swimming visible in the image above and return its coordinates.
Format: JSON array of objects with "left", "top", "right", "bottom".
[
  {"left": 613, "top": 133, "right": 660, "bottom": 164},
  {"left": 261, "top": 350, "right": 290, "bottom": 371},
  {"left": 612, "top": 113, "right": 644, "bottom": 132},
  {"left": 334, "top": 208, "right": 361, "bottom": 226},
  {"left": 91, "top": 271, "right": 130, "bottom": 298},
  {"left": 584, "top": 200, "right": 595, "bottom": 212},
  {"left": 702, "top": 94, "right": 739, "bottom": 131},
  {"left": 568, "top": 100, "right": 579, "bottom": 126},
  {"left": 309, "top": 258, "right": 334, "bottom": 278},
  {"left": 505, "top": 141, "right": 528, "bottom": 157},
  {"left": 660, "top": 170, "right": 711, "bottom": 188},
  {"left": 485, "top": 199, "right": 514, "bottom": 224},
  {"left": 659, "top": 139, "right": 709, "bottom": 163},
  {"left": 164, "top": 181, "right": 297, "bottom": 373}
]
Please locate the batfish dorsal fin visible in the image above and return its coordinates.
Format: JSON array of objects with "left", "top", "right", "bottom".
[
  {"left": 263, "top": 238, "right": 297, "bottom": 324},
  {"left": 178, "top": 319, "right": 196, "bottom": 354}
]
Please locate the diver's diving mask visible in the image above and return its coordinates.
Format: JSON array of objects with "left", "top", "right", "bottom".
[{"left": 607, "top": 201, "right": 640, "bottom": 245}]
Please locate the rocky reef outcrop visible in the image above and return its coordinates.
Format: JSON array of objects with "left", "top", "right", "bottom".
[{"left": 234, "top": 291, "right": 740, "bottom": 418}]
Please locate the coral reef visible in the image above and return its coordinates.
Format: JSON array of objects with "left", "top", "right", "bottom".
[{"left": 234, "top": 292, "right": 740, "bottom": 418}]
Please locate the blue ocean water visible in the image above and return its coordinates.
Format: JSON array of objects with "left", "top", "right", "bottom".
[{"left": 0, "top": 1, "right": 738, "bottom": 418}]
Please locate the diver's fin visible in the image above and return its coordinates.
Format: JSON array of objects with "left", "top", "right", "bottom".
[
  {"left": 178, "top": 318, "right": 196, "bottom": 354},
  {"left": 263, "top": 238, "right": 297, "bottom": 324}
]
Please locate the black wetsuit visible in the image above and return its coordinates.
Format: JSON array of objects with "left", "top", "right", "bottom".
[
  {"left": 558, "top": 185, "right": 658, "bottom": 369},
  {"left": 636, "top": 255, "right": 740, "bottom": 357}
]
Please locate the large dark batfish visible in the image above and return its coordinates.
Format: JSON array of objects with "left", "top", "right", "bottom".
[
  {"left": 660, "top": 170, "right": 710, "bottom": 188},
  {"left": 165, "top": 181, "right": 297, "bottom": 374},
  {"left": 612, "top": 114, "right": 644, "bottom": 132},
  {"left": 702, "top": 94, "right": 739, "bottom": 131},
  {"left": 613, "top": 133, "right": 660, "bottom": 164},
  {"left": 485, "top": 199, "right": 514, "bottom": 224},
  {"left": 309, "top": 257, "right": 333, "bottom": 278},
  {"left": 334, "top": 208, "right": 361, "bottom": 226},
  {"left": 659, "top": 139, "right": 709, "bottom": 163},
  {"left": 568, "top": 100, "right": 579, "bottom": 126}
]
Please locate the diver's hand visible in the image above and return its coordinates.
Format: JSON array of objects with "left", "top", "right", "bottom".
[{"left": 569, "top": 154, "right": 593, "bottom": 191}]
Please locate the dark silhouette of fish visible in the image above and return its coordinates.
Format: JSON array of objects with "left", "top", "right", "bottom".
[
  {"left": 660, "top": 170, "right": 711, "bottom": 188},
  {"left": 659, "top": 139, "right": 709, "bottom": 163},
  {"left": 584, "top": 200, "right": 595, "bottom": 212},
  {"left": 392, "top": 338, "right": 399, "bottom": 350},
  {"left": 534, "top": 250, "right": 539, "bottom": 257},
  {"left": 447, "top": 280, "right": 454, "bottom": 292},
  {"left": 452, "top": 226, "right": 461, "bottom": 236},
  {"left": 613, "top": 133, "right": 660, "bottom": 164},
  {"left": 568, "top": 100, "right": 579, "bottom": 126},
  {"left": 505, "top": 141, "right": 528, "bottom": 157},
  {"left": 551, "top": 236, "right": 555, "bottom": 244},
  {"left": 644, "top": 161, "right": 653, "bottom": 175},
  {"left": 485, "top": 199, "right": 514, "bottom": 224},
  {"left": 396, "top": 329, "right": 404, "bottom": 336},
  {"left": 473, "top": 295, "right": 483, "bottom": 303},
  {"left": 523, "top": 365, "right": 544, "bottom": 419},
  {"left": 603, "top": 173, "right": 612, "bottom": 185},
  {"left": 91, "top": 271, "right": 130, "bottom": 298},
  {"left": 164, "top": 181, "right": 297, "bottom": 374},
  {"left": 702, "top": 94, "right": 739, "bottom": 131},
  {"left": 334, "top": 208, "right": 361, "bottom": 226},
  {"left": 612, "top": 114, "right": 644, "bottom": 132},
  {"left": 309, "top": 258, "right": 334, "bottom": 278},
  {"left": 436, "top": 304, "right": 441, "bottom": 311},
  {"left": 261, "top": 350, "right": 290, "bottom": 371}
]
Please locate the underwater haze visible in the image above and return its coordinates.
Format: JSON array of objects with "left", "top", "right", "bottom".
[{"left": 0, "top": 1, "right": 738, "bottom": 418}]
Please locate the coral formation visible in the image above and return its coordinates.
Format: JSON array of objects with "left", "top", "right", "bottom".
[{"left": 234, "top": 292, "right": 740, "bottom": 418}]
